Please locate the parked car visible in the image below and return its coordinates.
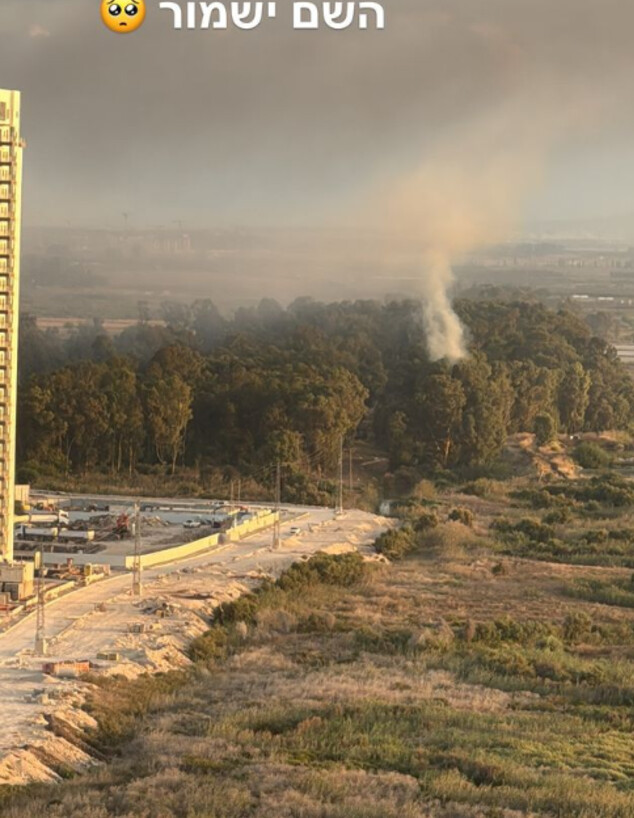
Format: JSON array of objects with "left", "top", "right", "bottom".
[
  {"left": 184, "top": 519, "right": 201, "bottom": 529},
  {"left": 289, "top": 526, "right": 301, "bottom": 535}
]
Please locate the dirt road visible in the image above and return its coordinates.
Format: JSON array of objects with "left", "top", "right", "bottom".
[{"left": 0, "top": 508, "right": 388, "bottom": 780}]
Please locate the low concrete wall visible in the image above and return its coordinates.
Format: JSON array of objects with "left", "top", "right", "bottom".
[
  {"left": 125, "top": 532, "right": 221, "bottom": 569},
  {"left": 39, "top": 551, "right": 128, "bottom": 569},
  {"left": 128, "top": 511, "right": 279, "bottom": 569}
]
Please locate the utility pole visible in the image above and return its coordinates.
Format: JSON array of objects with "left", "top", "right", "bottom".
[
  {"left": 336, "top": 436, "right": 344, "bottom": 515},
  {"left": 132, "top": 501, "right": 142, "bottom": 596},
  {"left": 34, "top": 547, "right": 46, "bottom": 656},
  {"left": 272, "top": 461, "right": 281, "bottom": 549},
  {"left": 349, "top": 446, "right": 353, "bottom": 491},
  {"left": 237, "top": 479, "right": 241, "bottom": 505},
  {"left": 230, "top": 480, "right": 234, "bottom": 505}
]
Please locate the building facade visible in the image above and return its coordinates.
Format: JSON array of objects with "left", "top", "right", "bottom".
[{"left": 0, "top": 90, "right": 23, "bottom": 564}]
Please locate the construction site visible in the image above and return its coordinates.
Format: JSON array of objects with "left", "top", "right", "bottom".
[
  {"left": 0, "top": 502, "right": 390, "bottom": 784},
  {"left": 2, "top": 486, "right": 284, "bottom": 619}
]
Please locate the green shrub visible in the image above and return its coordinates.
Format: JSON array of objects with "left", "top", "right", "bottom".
[
  {"left": 584, "top": 529, "right": 609, "bottom": 545},
  {"left": 277, "top": 552, "right": 368, "bottom": 591},
  {"left": 542, "top": 474, "right": 634, "bottom": 508},
  {"left": 470, "top": 616, "right": 556, "bottom": 646},
  {"left": 16, "top": 465, "right": 39, "bottom": 485},
  {"left": 538, "top": 634, "right": 565, "bottom": 652},
  {"left": 411, "top": 479, "right": 437, "bottom": 501},
  {"left": 188, "top": 625, "right": 229, "bottom": 662},
  {"left": 491, "top": 561, "right": 508, "bottom": 576},
  {"left": 462, "top": 478, "right": 503, "bottom": 498},
  {"left": 511, "top": 487, "right": 573, "bottom": 510},
  {"left": 214, "top": 592, "right": 263, "bottom": 626},
  {"left": 413, "top": 510, "right": 439, "bottom": 532},
  {"left": 543, "top": 507, "right": 572, "bottom": 525},
  {"left": 564, "top": 578, "right": 634, "bottom": 610},
  {"left": 563, "top": 611, "right": 593, "bottom": 644},
  {"left": 491, "top": 517, "right": 555, "bottom": 544},
  {"left": 374, "top": 526, "right": 416, "bottom": 560},
  {"left": 448, "top": 507, "right": 474, "bottom": 528},
  {"left": 574, "top": 442, "right": 613, "bottom": 469}
]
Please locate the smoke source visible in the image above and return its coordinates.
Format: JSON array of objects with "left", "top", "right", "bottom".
[{"left": 421, "top": 249, "right": 466, "bottom": 362}]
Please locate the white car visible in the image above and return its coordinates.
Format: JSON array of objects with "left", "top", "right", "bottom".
[
  {"left": 289, "top": 526, "right": 301, "bottom": 535},
  {"left": 184, "top": 519, "right": 201, "bottom": 529}
]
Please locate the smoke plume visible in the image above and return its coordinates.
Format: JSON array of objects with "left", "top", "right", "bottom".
[
  {"left": 361, "top": 46, "right": 623, "bottom": 362},
  {"left": 420, "top": 250, "right": 466, "bottom": 362}
]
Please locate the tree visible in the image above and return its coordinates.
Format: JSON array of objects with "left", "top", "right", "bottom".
[
  {"left": 558, "top": 362, "right": 590, "bottom": 434},
  {"left": 508, "top": 362, "right": 559, "bottom": 433},
  {"left": 144, "top": 373, "right": 193, "bottom": 473},
  {"left": 192, "top": 299, "right": 226, "bottom": 349},
  {"left": 100, "top": 358, "right": 144, "bottom": 474},
  {"left": 161, "top": 301, "right": 192, "bottom": 332},
  {"left": 534, "top": 413, "right": 557, "bottom": 447},
  {"left": 387, "top": 410, "right": 411, "bottom": 469},
  {"left": 454, "top": 355, "right": 513, "bottom": 466},
  {"left": 415, "top": 373, "right": 466, "bottom": 468}
]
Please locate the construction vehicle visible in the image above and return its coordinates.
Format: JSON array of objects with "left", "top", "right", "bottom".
[
  {"left": 15, "top": 525, "right": 59, "bottom": 542},
  {"left": 28, "top": 510, "right": 69, "bottom": 526},
  {"left": 57, "top": 529, "right": 95, "bottom": 544},
  {"left": 87, "top": 502, "right": 110, "bottom": 512},
  {"left": 114, "top": 512, "right": 131, "bottom": 539}
]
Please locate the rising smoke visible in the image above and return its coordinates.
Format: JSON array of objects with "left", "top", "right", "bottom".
[
  {"left": 421, "top": 249, "right": 466, "bottom": 362},
  {"left": 369, "top": 106, "right": 551, "bottom": 361},
  {"left": 367, "top": 57, "right": 623, "bottom": 362}
]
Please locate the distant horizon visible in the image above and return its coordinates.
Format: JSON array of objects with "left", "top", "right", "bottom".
[{"left": 19, "top": 219, "right": 634, "bottom": 246}]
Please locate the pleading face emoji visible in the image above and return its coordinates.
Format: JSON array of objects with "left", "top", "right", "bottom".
[{"left": 101, "top": 1, "right": 146, "bottom": 33}]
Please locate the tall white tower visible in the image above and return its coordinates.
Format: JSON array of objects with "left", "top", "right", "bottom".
[{"left": 0, "top": 90, "right": 23, "bottom": 564}]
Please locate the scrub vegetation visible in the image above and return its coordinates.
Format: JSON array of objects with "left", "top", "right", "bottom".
[{"left": 6, "top": 476, "right": 634, "bottom": 816}]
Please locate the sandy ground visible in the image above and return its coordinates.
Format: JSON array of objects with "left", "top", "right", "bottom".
[{"left": 0, "top": 507, "right": 389, "bottom": 784}]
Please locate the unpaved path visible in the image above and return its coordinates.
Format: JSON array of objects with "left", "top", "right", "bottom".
[{"left": 0, "top": 508, "right": 389, "bottom": 782}]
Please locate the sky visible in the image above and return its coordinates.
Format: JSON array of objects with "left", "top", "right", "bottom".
[{"left": 2, "top": 0, "right": 634, "bottom": 236}]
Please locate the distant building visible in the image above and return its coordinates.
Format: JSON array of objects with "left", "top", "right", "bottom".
[{"left": 0, "top": 90, "right": 23, "bottom": 564}]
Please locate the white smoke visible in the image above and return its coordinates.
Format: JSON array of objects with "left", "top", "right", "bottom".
[
  {"left": 421, "top": 249, "right": 466, "bottom": 362},
  {"left": 363, "top": 99, "right": 583, "bottom": 362}
]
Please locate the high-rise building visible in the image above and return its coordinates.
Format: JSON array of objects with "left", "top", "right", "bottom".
[{"left": 0, "top": 90, "right": 23, "bottom": 564}]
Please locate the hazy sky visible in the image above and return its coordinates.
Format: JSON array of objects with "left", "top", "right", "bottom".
[{"left": 2, "top": 0, "right": 634, "bottom": 234}]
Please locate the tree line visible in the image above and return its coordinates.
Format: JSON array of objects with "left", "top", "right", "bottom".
[{"left": 17, "top": 298, "right": 634, "bottom": 484}]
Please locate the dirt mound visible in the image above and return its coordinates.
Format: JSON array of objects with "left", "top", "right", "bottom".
[{"left": 0, "top": 734, "right": 98, "bottom": 785}]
